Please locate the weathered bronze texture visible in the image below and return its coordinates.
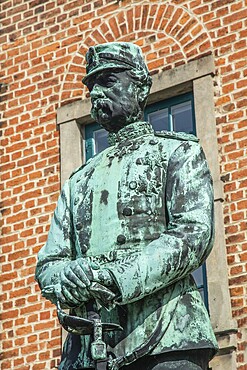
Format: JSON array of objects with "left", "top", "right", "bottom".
[{"left": 35, "top": 42, "right": 218, "bottom": 370}]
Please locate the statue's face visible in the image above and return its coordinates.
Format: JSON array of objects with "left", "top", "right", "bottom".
[{"left": 87, "top": 70, "right": 143, "bottom": 133}]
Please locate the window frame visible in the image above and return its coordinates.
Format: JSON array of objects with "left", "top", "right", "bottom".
[
  {"left": 57, "top": 55, "right": 237, "bottom": 367},
  {"left": 84, "top": 92, "right": 196, "bottom": 160},
  {"left": 145, "top": 91, "right": 196, "bottom": 134}
]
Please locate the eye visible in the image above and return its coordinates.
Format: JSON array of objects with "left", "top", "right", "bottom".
[
  {"left": 104, "top": 75, "right": 118, "bottom": 88},
  {"left": 86, "top": 81, "right": 94, "bottom": 92}
]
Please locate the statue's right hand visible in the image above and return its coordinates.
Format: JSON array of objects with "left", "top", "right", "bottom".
[
  {"left": 61, "top": 259, "right": 92, "bottom": 288},
  {"left": 57, "top": 260, "right": 92, "bottom": 307}
]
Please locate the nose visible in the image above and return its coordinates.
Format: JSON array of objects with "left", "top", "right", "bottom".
[{"left": 90, "top": 84, "right": 105, "bottom": 99}]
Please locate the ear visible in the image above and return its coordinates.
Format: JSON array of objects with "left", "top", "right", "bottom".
[{"left": 138, "top": 83, "right": 151, "bottom": 107}]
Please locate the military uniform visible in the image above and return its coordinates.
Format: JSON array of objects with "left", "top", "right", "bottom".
[{"left": 36, "top": 121, "right": 218, "bottom": 369}]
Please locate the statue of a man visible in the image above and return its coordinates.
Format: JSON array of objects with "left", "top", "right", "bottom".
[{"left": 36, "top": 43, "right": 218, "bottom": 370}]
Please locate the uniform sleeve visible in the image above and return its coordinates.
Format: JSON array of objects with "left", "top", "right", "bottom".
[
  {"left": 105, "top": 141, "right": 215, "bottom": 305},
  {"left": 35, "top": 179, "right": 74, "bottom": 304}
]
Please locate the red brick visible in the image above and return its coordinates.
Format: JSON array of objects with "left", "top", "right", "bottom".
[
  {"left": 211, "top": 0, "right": 233, "bottom": 9},
  {"left": 229, "top": 48, "right": 247, "bottom": 62},
  {"left": 1, "top": 309, "right": 19, "bottom": 320},
  {"left": 224, "top": 8, "right": 247, "bottom": 25},
  {"left": 231, "top": 298, "right": 244, "bottom": 307},
  {"left": 227, "top": 233, "right": 245, "bottom": 244},
  {"left": 1, "top": 348, "right": 19, "bottom": 360}
]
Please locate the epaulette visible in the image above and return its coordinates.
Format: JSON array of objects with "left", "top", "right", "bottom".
[
  {"left": 69, "top": 164, "right": 86, "bottom": 179},
  {"left": 154, "top": 130, "right": 199, "bottom": 143}
]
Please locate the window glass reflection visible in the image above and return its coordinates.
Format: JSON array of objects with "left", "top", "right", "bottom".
[
  {"left": 171, "top": 101, "right": 193, "bottom": 134},
  {"left": 148, "top": 108, "right": 169, "bottom": 131},
  {"left": 192, "top": 266, "right": 204, "bottom": 287},
  {"left": 94, "top": 129, "right": 108, "bottom": 154}
]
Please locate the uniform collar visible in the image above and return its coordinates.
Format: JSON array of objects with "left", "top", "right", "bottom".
[{"left": 108, "top": 121, "right": 154, "bottom": 145}]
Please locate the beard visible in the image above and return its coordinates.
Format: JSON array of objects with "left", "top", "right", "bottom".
[{"left": 91, "top": 97, "right": 142, "bottom": 133}]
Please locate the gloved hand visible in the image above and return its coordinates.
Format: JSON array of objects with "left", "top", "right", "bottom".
[
  {"left": 91, "top": 267, "right": 115, "bottom": 288},
  {"left": 90, "top": 267, "right": 120, "bottom": 309},
  {"left": 58, "top": 258, "right": 94, "bottom": 307},
  {"left": 57, "top": 258, "right": 119, "bottom": 308}
]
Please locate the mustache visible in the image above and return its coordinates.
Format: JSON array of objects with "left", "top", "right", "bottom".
[
  {"left": 91, "top": 97, "right": 142, "bottom": 124},
  {"left": 91, "top": 98, "right": 112, "bottom": 108},
  {"left": 91, "top": 98, "right": 113, "bottom": 121}
]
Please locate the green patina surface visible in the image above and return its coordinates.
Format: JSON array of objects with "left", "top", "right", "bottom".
[{"left": 35, "top": 42, "right": 218, "bottom": 370}]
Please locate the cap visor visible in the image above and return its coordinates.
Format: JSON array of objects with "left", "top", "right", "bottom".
[{"left": 82, "top": 64, "right": 131, "bottom": 85}]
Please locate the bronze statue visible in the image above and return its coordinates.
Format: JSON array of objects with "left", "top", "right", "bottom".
[{"left": 35, "top": 42, "right": 218, "bottom": 370}]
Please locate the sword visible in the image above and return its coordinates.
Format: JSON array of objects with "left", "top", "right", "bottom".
[{"left": 42, "top": 283, "right": 123, "bottom": 370}]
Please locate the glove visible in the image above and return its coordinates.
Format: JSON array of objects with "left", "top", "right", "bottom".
[
  {"left": 90, "top": 268, "right": 120, "bottom": 309},
  {"left": 58, "top": 258, "right": 94, "bottom": 307},
  {"left": 45, "top": 258, "right": 120, "bottom": 309},
  {"left": 91, "top": 267, "right": 115, "bottom": 288}
]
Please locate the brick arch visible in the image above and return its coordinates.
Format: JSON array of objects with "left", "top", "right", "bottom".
[{"left": 60, "top": 2, "right": 212, "bottom": 105}]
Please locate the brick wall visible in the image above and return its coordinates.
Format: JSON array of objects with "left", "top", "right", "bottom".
[{"left": 0, "top": 0, "right": 246, "bottom": 369}]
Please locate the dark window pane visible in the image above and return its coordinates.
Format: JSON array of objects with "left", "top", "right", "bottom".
[
  {"left": 94, "top": 129, "right": 108, "bottom": 154},
  {"left": 171, "top": 101, "right": 193, "bottom": 134},
  {"left": 148, "top": 108, "right": 169, "bottom": 131},
  {"left": 192, "top": 266, "right": 204, "bottom": 288}
]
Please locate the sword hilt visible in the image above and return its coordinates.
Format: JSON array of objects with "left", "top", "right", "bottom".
[{"left": 56, "top": 300, "right": 123, "bottom": 336}]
